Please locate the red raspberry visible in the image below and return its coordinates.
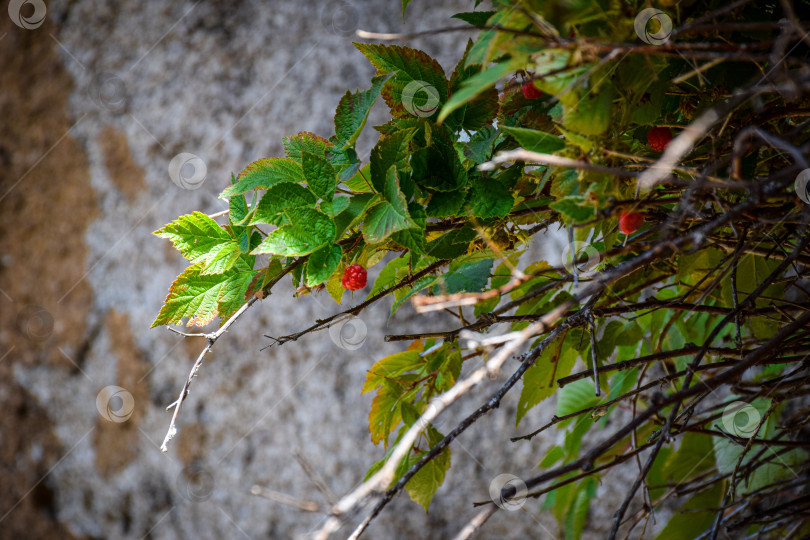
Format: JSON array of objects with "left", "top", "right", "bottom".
[
  {"left": 619, "top": 212, "right": 644, "bottom": 235},
  {"left": 647, "top": 127, "right": 673, "bottom": 151},
  {"left": 521, "top": 82, "right": 542, "bottom": 100},
  {"left": 341, "top": 264, "right": 367, "bottom": 291}
]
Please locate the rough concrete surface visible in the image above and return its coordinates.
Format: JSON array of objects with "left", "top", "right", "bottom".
[{"left": 0, "top": 1, "right": 641, "bottom": 539}]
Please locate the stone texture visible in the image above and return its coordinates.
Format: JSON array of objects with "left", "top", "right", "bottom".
[{"left": 0, "top": 2, "right": 641, "bottom": 539}]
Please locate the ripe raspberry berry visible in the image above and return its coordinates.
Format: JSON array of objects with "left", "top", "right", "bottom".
[
  {"left": 521, "top": 81, "right": 543, "bottom": 100},
  {"left": 341, "top": 264, "right": 367, "bottom": 291},
  {"left": 647, "top": 127, "right": 673, "bottom": 151},
  {"left": 619, "top": 212, "right": 644, "bottom": 235}
]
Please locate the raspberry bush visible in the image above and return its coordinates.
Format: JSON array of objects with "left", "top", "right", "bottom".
[{"left": 152, "top": 1, "right": 810, "bottom": 538}]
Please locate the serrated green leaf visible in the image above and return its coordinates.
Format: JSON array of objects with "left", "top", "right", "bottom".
[
  {"left": 426, "top": 190, "right": 465, "bottom": 217},
  {"left": 435, "top": 259, "right": 493, "bottom": 294},
  {"left": 154, "top": 211, "right": 233, "bottom": 264},
  {"left": 662, "top": 433, "right": 715, "bottom": 483},
  {"left": 305, "top": 244, "right": 342, "bottom": 286},
  {"left": 411, "top": 142, "right": 467, "bottom": 192},
  {"left": 334, "top": 74, "right": 390, "bottom": 148},
  {"left": 550, "top": 196, "right": 596, "bottom": 223},
  {"left": 354, "top": 43, "right": 448, "bottom": 119},
  {"left": 251, "top": 207, "right": 335, "bottom": 256},
  {"left": 392, "top": 203, "right": 427, "bottom": 254},
  {"left": 344, "top": 163, "right": 374, "bottom": 192},
  {"left": 517, "top": 332, "right": 577, "bottom": 425},
  {"left": 229, "top": 193, "right": 249, "bottom": 227},
  {"left": 425, "top": 227, "right": 476, "bottom": 260},
  {"left": 501, "top": 125, "right": 565, "bottom": 153},
  {"left": 438, "top": 60, "right": 514, "bottom": 123},
  {"left": 451, "top": 11, "right": 496, "bottom": 26},
  {"left": 334, "top": 193, "right": 377, "bottom": 239},
  {"left": 326, "top": 264, "right": 345, "bottom": 304},
  {"left": 200, "top": 241, "right": 241, "bottom": 275},
  {"left": 302, "top": 151, "right": 337, "bottom": 200},
  {"left": 370, "top": 128, "right": 417, "bottom": 193},
  {"left": 404, "top": 446, "right": 451, "bottom": 511},
  {"left": 467, "top": 174, "right": 513, "bottom": 218},
  {"left": 217, "top": 258, "right": 258, "bottom": 322},
  {"left": 220, "top": 158, "right": 306, "bottom": 198},
  {"left": 565, "top": 479, "right": 595, "bottom": 540},
  {"left": 251, "top": 182, "right": 317, "bottom": 226},
  {"left": 561, "top": 84, "right": 615, "bottom": 136},
  {"left": 363, "top": 201, "right": 416, "bottom": 244},
  {"left": 363, "top": 168, "right": 417, "bottom": 244},
  {"left": 363, "top": 350, "right": 424, "bottom": 394},
  {"left": 321, "top": 196, "right": 350, "bottom": 216},
  {"left": 391, "top": 275, "right": 439, "bottom": 316},
  {"left": 282, "top": 131, "right": 331, "bottom": 161},
  {"left": 368, "top": 381, "right": 405, "bottom": 446},
  {"left": 652, "top": 482, "right": 723, "bottom": 540},
  {"left": 152, "top": 260, "right": 257, "bottom": 328}
]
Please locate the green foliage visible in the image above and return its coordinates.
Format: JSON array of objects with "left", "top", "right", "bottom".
[{"left": 152, "top": 2, "right": 809, "bottom": 535}]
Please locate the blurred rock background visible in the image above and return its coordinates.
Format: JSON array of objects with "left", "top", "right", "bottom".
[{"left": 0, "top": 1, "right": 627, "bottom": 539}]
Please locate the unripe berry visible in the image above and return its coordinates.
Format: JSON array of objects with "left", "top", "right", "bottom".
[
  {"left": 341, "top": 264, "right": 367, "bottom": 291},
  {"left": 647, "top": 127, "right": 673, "bottom": 152},
  {"left": 619, "top": 212, "right": 644, "bottom": 235}
]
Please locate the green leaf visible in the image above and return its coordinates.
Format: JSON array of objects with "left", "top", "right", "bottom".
[
  {"left": 539, "top": 446, "right": 565, "bottom": 468},
  {"left": 448, "top": 41, "right": 499, "bottom": 131},
  {"left": 435, "top": 259, "right": 493, "bottom": 294},
  {"left": 368, "top": 381, "right": 406, "bottom": 446},
  {"left": 467, "top": 174, "right": 514, "bottom": 218},
  {"left": 561, "top": 84, "right": 615, "bottom": 136},
  {"left": 463, "top": 125, "right": 499, "bottom": 164},
  {"left": 662, "top": 433, "right": 715, "bottom": 483},
  {"left": 363, "top": 350, "right": 424, "bottom": 394},
  {"left": 391, "top": 275, "right": 440, "bottom": 316},
  {"left": 363, "top": 168, "right": 418, "bottom": 244},
  {"left": 364, "top": 202, "right": 416, "bottom": 244},
  {"left": 411, "top": 142, "right": 467, "bottom": 192},
  {"left": 334, "top": 193, "right": 377, "bottom": 239},
  {"left": 217, "top": 257, "right": 259, "bottom": 321},
  {"left": 151, "top": 259, "right": 257, "bottom": 328},
  {"left": 517, "top": 332, "right": 576, "bottom": 425},
  {"left": 404, "top": 446, "right": 451, "bottom": 511},
  {"left": 354, "top": 43, "right": 448, "bottom": 119},
  {"left": 220, "top": 158, "right": 305, "bottom": 198},
  {"left": 282, "top": 132, "right": 331, "bottom": 161},
  {"left": 302, "top": 151, "right": 337, "bottom": 200},
  {"left": 652, "top": 482, "right": 723, "bottom": 540},
  {"left": 334, "top": 74, "right": 390, "bottom": 148},
  {"left": 438, "top": 60, "right": 514, "bottom": 123},
  {"left": 400, "top": 401, "right": 421, "bottom": 427},
  {"left": 550, "top": 196, "right": 596, "bottom": 223},
  {"left": 426, "top": 190, "right": 466, "bottom": 217},
  {"left": 451, "top": 11, "right": 496, "bottom": 26},
  {"left": 251, "top": 207, "right": 335, "bottom": 256},
  {"left": 154, "top": 211, "right": 233, "bottom": 264},
  {"left": 392, "top": 203, "right": 427, "bottom": 254},
  {"left": 565, "top": 478, "right": 595, "bottom": 540},
  {"left": 251, "top": 182, "right": 317, "bottom": 226},
  {"left": 320, "top": 196, "right": 349, "bottom": 217},
  {"left": 370, "top": 128, "right": 417, "bottom": 193},
  {"left": 200, "top": 241, "right": 241, "bottom": 275},
  {"left": 557, "top": 375, "right": 599, "bottom": 427},
  {"left": 305, "top": 244, "right": 342, "bottom": 287},
  {"left": 228, "top": 192, "right": 250, "bottom": 227},
  {"left": 425, "top": 227, "right": 476, "bottom": 259},
  {"left": 344, "top": 163, "right": 373, "bottom": 192},
  {"left": 500, "top": 126, "right": 565, "bottom": 153}
]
